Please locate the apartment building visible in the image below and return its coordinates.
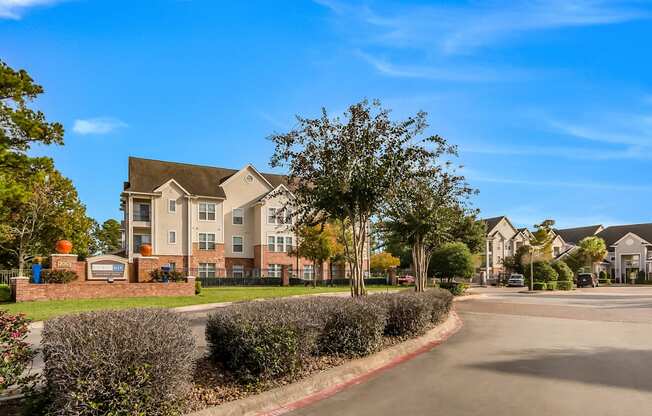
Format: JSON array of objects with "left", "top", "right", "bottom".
[
  {"left": 481, "top": 216, "right": 652, "bottom": 283},
  {"left": 121, "top": 157, "right": 368, "bottom": 279}
]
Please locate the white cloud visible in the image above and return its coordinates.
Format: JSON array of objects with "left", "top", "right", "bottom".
[
  {"left": 0, "top": 0, "right": 64, "bottom": 19},
  {"left": 460, "top": 143, "right": 652, "bottom": 160},
  {"left": 72, "top": 117, "right": 127, "bottom": 135},
  {"left": 315, "top": 0, "right": 649, "bottom": 55},
  {"left": 548, "top": 113, "right": 652, "bottom": 147}
]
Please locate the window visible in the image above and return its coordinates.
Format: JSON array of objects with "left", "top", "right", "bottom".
[
  {"left": 134, "top": 203, "right": 150, "bottom": 222},
  {"left": 199, "top": 263, "right": 216, "bottom": 278},
  {"left": 199, "top": 202, "right": 216, "bottom": 221},
  {"left": 231, "top": 265, "right": 244, "bottom": 278},
  {"left": 232, "top": 208, "right": 243, "bottom": 225},
  {"left": 268, "top": 236, "right": 276, "bottom": 252},
  {"left": 199, "top": 233, "right": 215, "bottom": 250},
  {"left": 232, "top": 236, "right": 243, "bottom": 253},
  {"left": 168, "top": 199, "right": 176, "bottom": 213},
  {"left": 269, "top": 264, "right": 282, "bottom": 278},
  {"left": 267, "top": 208, "right": 277, "bottom": 224},
  {"left": 168, "top": 230, "right": 176, "bottom": 244},
  {"left": 303, "top": 265, "right": 314, "bottom": 280},
  {"left": 276, "top": 236, "right": 284, "bottom": 253},
  {"left": 285, "top": 236, "right": 293, "bottom": 253},
  {"left": 133, "top": 234, "right": 151, "bottom": 254}
]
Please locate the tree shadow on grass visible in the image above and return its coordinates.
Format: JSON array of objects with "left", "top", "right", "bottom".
[{"left": 468, "top": 348, "right": 652, "bottom": 392}]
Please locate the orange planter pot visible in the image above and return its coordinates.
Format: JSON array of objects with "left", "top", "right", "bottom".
[
  {"left": 55, "top": 239, "right": 73, "bottom": 254},
  {"left": 140, "top": 244, "right": 153, "bottom": 257}
]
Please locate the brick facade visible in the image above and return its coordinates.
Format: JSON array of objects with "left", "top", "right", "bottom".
[
  {"left": 50, "top": 254, "right": 87, "bottom": 280},
  {"left": 11, "top": 276, "right": 195, "bottom": 302},
  {"left": 190, "top": 243, "right": 225, "bottom": 270}
]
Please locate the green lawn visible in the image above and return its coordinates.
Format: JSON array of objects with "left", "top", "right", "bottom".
[{"left": 1, "top": 285, "right": 396, "bottom": 322}]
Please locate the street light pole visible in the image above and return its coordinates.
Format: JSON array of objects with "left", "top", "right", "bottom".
[{"left": 530, "top": 246, "right": 535, "bottom": 291}]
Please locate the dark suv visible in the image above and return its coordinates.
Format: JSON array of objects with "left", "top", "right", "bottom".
[{"left": 577, "top": 273, "right": 598, "bottom": 288}]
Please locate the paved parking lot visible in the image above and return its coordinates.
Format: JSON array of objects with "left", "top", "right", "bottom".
[{"left": 288, "top": 286, "right": 652, "bottom": 416}]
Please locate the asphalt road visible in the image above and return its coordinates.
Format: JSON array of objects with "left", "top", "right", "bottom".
[{"left": 288, "top": 286, "right": 652, "bottom": 416}]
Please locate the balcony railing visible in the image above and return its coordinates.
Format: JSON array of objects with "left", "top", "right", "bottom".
[{"left": 133, "top": 213, "right": 150, "bottom": 222}]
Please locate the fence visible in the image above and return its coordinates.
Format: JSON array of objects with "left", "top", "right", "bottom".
[{"left": 0, "top": 269, "right": 32, "bottom": 285}]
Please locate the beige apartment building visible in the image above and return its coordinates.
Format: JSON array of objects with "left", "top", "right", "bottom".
[
  {"left": 481, "top": 216, "right": 652, "bottom": 283},
  {"left": 121, "top": 157, "right": 368, "bottom": 279}
]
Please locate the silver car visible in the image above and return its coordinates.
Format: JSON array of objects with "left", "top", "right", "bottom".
[{"left": 507, "top": 273, "right": 525, "bottom": 287}]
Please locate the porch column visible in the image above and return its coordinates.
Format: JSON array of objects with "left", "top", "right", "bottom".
[{"left": 484, "top": 238, "right": 490, "bottom": 285}]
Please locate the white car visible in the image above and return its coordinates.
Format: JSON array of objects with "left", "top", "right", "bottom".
[{"left": 507, "top": 274, "right": 525, "bottom": 287}]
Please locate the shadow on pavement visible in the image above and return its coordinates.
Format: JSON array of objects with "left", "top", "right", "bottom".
[{"left": 468, "top": 347, "right": 652, "bottom": 392}]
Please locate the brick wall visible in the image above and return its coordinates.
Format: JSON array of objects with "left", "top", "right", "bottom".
[
  {"left": 11, "top": 276, "right": 196, "bottom": 302},
  {"left": 50, "top": 254, "right": 87, "bottom": 280},
  {"left": 190, "top": 243, "right": 225, "bottom": 270},
  {"left": 156, "top": 255, "right": 189, "bottom": 270}
]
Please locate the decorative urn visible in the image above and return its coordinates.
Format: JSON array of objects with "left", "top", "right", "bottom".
[
  {"left": 55, "top": 239, "right": 73, "bottom": 254},
  {"left": 140, "top": 243, "right": 153, "bottom": 257}
]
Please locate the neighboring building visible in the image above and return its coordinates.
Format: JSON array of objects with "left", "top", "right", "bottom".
[
  {"left": 121, "top": 157, "right": 369, "bottom": 279},
  {"left": 482, "top": 215, "right": 652, "bottom": 283}
]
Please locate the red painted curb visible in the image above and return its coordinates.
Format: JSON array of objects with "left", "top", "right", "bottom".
[{"left": 258, "top": 312, "right": 464, "bottom": 416}]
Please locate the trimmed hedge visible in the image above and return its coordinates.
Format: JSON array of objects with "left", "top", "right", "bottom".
[
  {"left": 206, "top": 289, "right": 454, "bottom": 381},
  {"left": 533, "top": 282, "right": 547, "bottom": 290},
  {"left": 557, "top": 281, "right": 573, "bottom": 291},
  {"left": 546, "top": 281, "right": 557, "bottom": 291},
  {"left": 150, "top": 268, "right": 185, "bottom": 282},
  {"left": 195, "top": 280, "right": 202, "bottom": 295},
  {"left": 439, "top": 282, "right": 467, "bottom": 296},
  {"left": 41, "top": 269, "right": 77, "bottom": 284},
  {"left": 370, "top": 292, "right": 431, "bottom": 338},
  {"left": 0, "top": 283, "right": 11, "bottom": 302},
  {"left": 42, "top": 309, "right": 195, "bottom": 415}
]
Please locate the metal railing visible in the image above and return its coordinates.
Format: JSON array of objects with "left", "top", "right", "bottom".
[{"left": 0, "top": 269, "right": 32, "bottom": 285}]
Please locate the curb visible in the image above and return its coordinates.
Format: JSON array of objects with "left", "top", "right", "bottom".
[{"left": 189, "top": 311, "right": 463, "bottom": 416}]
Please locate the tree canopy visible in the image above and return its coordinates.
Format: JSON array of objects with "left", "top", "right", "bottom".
[
  {"left": 270, "top": 99, "right": 451, "bottom": 296},
  {"left": 577, "top": 236, "right": 607, "bottom": 273},
  {"left": 370, "top": 252, "right": 400, "bottom": 274},
  {"left": 429, "top": 242, "right": 474, "bottom": 281}
]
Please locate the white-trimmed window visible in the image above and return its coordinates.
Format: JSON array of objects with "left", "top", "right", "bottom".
[
  {"left": 199, "top": 263, "right": 216, "bottom": 278},
  {"left": 168, "top": 230, "right": 176, "bottom": 244},
  {"left": 231, "top": 265, "right": 244, "bottom": 278},
  {"left": 267, "top": 208, "right": 277, "bottom": 224},
  {"left": 269, "top": 264, "right": 282, "bottom": 278},
  {"left": 232, "top": 236, "right": 243, "bottom": 253},
  {"left": 232, "top": 208, "right": 244, "bottom": 225},
  {"left": 199, "top": 202, "right": 216, "bottom": 221},
  {"left": 303, "top": 264, "right": 314, "bottom": 280},
  {"left": 276, "top": 236, "right": 284, "bottom": 253},
  {"left": 199, "top": 233, "right": 215, "bottom": 250},
  {"left": 285, "top": 236, "right": 293, "bottom": 253},
  {"left": 168, "top": 199, "right": 176, "bottom": 213},
  {"left": 268, "top": 236, "right": 276, "bottom": 252}
]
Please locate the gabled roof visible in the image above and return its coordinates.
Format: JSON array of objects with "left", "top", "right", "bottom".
[
  {"left": 483, "top": 216, "right": 507, "bottom": 234},
  {"left": 124, "top": 157, "right": 287, "bottom": 198},
  {"left": 597, "top": 223, "right": 652, "bottom": 247},
  {"left": 554, "top": 225, "right": 603, "bottom": 245}
]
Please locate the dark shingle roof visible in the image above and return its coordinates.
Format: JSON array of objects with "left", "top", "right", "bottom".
[
  {"left": 554, "top": 225, "right": 603, "bottom": 245},
  {"left": 124, "top": 157, "right": 286, "bottom": 198},
  {"left": 597, "top": 223, "right": 652, "bottom": 247},
  {"left": 482, "top": 216, "right": 506, "bottom": 233}
]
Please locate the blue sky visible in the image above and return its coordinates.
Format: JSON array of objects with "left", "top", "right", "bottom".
[{"left": 2, "top": 0, "right": 651, "bottom": 228}]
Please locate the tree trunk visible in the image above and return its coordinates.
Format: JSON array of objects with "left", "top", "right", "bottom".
[{"left": 412, "top": 237, "right": 427, "bottom": 292}]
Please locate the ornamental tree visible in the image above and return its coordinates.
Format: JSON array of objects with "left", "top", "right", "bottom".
[
  {"left": 270, "top": 99, "right": 450, "bottom": 296},
  {"left": 370, "top": 252, "right": 400, "bottom": 274},
  {"left": 429, "top": 242, "right": 474, "bottom": 282},
  {"left": 577, "top": 236, "right": 607, "bottom": 274}
]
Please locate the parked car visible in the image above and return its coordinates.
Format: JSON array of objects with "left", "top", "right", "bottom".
[
  {"left": 398, "top": 274, "right": 415, "bottom": 285},
  {"left": 507, "top": 273, "right": 525, "bottom": 287},
  {"left": 577, "top": 273, "right": 598, "bottom": 288}
]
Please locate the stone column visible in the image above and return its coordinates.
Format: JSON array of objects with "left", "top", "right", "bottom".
[
  {"left": 10, "top": 277, "right": 30, "bottom": 302},
  {"left": 281, "top": 265, "right": 290, "bottom": 287},
  {"left": 50, "top": 254, "right": 78, "bottom": 272},
  {"left": 134, "top": 256, "right": 160, "bottom": 282}
]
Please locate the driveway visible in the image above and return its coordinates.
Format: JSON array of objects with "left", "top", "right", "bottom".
[{"left": 287, "top": 286, "right": 652, "bottom": 416}]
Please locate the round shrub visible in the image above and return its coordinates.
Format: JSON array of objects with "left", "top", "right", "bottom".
[
  {"left": 206, "top": 298, "right": 323, "bottom": 382},
  {"left": 552, "top": 261, "right": 573, "bottom": 282},
  {"left": 525, "top": 261, "right": 558, "bottom": 282},
  {"left": 370, "top": 292, "right": 431, "bottom": 338},
  {"left": 0, "top": 311, "right": 36, "bottom": 393},
  {"left": 42, "top": 309, "right": 195, "bottom": 415},
  {"left": 439, "top": 282, "right": 467, "bottom": 296},
  {"left": 0, "top": 283, "right": 11, "bottom": 302},
  {"left": 195, "top": 280, "right": 202, "bottom": 295},
  {"left": 41, "top": 270, "right": 77, "bottom": 284},
  {"left": 556, "top": 281, "right": 573, "bottom": 291},
  {"left": 318, "top": 298, "right": 386, "bottom": 358},
  {"left": 533, "top": 281, "right": 547, "bottom": 290}
]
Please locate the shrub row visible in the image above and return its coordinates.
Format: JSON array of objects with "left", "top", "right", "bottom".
[
  {"left": 438, "top": 281, "right": 468, "bottom": 296},
  {"left": 40, "top": 270, "right": 77, "bottom": 284},
  {"left": 556, "top": 281, "right": 573, "bottom": 291},
  {"left": 0, "top": 283, "right": 11, "bottom": 302},
  {"left": 42, "top": 309, "right": 195, "bottom": 415},
  {"left": 206, "top": 289, "right": 454, "bottom": 382}
]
